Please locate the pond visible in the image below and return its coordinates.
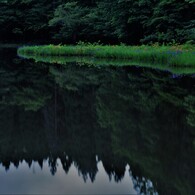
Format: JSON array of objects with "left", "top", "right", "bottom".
[{"left": 0, "top": 48, "right": 194, "bottom": 194}]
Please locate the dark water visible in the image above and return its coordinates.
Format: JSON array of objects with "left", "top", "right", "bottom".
[{"left": 0, "top": 48, "right": 195, "bottom": 195}]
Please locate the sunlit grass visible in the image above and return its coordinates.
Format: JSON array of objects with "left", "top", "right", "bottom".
[{"left": 18, "top": 43, "right": 195, "bottom": 67}]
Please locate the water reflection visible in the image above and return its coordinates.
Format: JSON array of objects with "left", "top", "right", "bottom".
[
  {"left": 18, "top": 52, "right": 195, "bottom": 75},
  {"left": 0, "top": 160, "right": 136, "bottom": 194},
  {"left": 0, "top": 49, "right": 194, "bottom": 194}
]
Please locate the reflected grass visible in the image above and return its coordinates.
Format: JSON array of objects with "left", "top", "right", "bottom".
[
  {"left": 18, "top": 44, "right": 195, "bottom": 68},
  {"left": 18, "top": 52, "right": 195, "bottom": 75}
]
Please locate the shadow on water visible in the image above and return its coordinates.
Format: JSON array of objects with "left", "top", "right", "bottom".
[{"left": 0, "top": 48, "right": 195, "bottom": 194}]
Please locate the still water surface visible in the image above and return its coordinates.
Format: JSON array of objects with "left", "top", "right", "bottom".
[{"left": 0, "top": 48, "right": 194, "bottom": 194}]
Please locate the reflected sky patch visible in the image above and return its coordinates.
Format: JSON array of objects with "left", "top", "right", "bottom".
[{"left": 0, "top": 159, "right": 137, "bottom": 194}]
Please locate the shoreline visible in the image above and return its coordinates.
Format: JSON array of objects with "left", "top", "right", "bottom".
[{"left": 17, "top": 44, "right": 195, "bottom": 67}]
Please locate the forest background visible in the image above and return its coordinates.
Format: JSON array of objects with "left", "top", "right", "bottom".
[{"left": 0, "top": 0, "right": 194, "bottom": 45}]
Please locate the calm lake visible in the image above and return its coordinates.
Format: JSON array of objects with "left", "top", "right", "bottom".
[{"left": 0, "top": 48, "right": 194, "bottom": 195}]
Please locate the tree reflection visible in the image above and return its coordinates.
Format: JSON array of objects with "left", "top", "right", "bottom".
[{"left": 0, "top": 53, "right": 194, "bottom": 194}]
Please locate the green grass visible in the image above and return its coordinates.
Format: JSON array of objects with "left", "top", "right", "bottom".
[{"left": 17, "top": 43, "right": 195, "bottom": 68}]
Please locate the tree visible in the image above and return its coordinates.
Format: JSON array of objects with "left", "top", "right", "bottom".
[
  {"left": 49, "top": 2, "right": 89, "bottom": 43},
  {"left": 142, "top": 0, "right": 195, "bottom": 43}
]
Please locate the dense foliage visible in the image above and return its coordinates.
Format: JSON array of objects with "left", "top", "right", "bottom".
[{"left": 0, "top": 0, "right": 194, "bottom": 44}]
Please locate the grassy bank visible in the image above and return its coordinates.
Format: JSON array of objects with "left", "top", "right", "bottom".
[{"left": 18, "top": 44, "right": 195, "bottom": 67}]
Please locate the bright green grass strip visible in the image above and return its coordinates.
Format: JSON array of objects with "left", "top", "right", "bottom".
[{"left": 17, "top": 44, "right": 195, "bottom": 67}]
